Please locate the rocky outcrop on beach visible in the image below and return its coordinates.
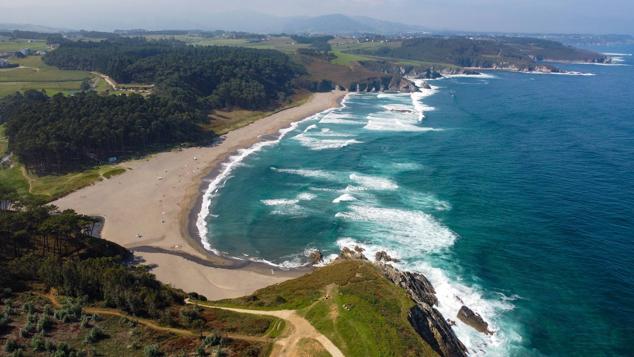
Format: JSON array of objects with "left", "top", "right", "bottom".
[
  {"left": 457, "top": 305, "right": 493, "bottom": 335},
  {"left": 375, "top": 250, "right": 400, "bottom": 263},
  {"left": 337, "top": 248, "right": 467, "bottom": 357},
  {"left": 379, "top": 263, "right": 437, "bottom": 306},
  {"left": 339, "top": 246, "right": 367, "bottom": 260},
  {"left": 308, "top": 249, "right": 323, "bottom": 265}
]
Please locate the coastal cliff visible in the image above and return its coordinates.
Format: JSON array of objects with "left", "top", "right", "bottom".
[{"left": 338, "top": 248, "right": 470, "bottom": 357}]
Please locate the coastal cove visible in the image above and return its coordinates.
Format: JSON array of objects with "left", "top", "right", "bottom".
[
  {"left": 198, "top": 46, "right": 634, "bottom": 356},
  {"left": 54, "top": 90, "right": 346, "bottom": 300}
]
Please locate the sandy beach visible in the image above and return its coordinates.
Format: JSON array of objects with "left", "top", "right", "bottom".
[{"left": 54, "top": 90, "right": 346, "bottom": 300}]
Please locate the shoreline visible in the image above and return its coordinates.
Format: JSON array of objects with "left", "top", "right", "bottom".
[{"left": 54, "top": 90, "right": 347, "bottom": 300}]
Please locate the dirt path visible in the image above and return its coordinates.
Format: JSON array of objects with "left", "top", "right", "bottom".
[
  {"left": 41, "top": 291, "right": 268, "bottom": 343},
  {"left": 194, "top": 303, "right": 344, "bottom": 357}
]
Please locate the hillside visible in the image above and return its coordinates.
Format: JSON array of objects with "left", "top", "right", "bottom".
[
  {"left": 0, "top": 203, "right": 283, "bottom": 356},
  {"left": 354, "top": 36, "right": 610, "bottom": 71},
  {"left": 213, "top": 258, "right": 466, "bottom": 357}
]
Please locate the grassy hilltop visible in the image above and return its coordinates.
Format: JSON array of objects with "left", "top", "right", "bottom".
[{"left": 214, "top": 260, "right": 439, "bottom": 357}]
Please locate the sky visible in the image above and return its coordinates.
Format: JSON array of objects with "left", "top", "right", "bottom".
[{"left": 0, "top": 0, "right": 633, "bottom": 35}]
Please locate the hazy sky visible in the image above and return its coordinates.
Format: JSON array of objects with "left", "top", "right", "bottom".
[{"left": 1, "top": 0, "right": 633, "bottom": 34}]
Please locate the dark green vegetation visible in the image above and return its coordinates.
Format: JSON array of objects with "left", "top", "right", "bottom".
[
  {"left": 0, "top": 200, "right": 278, "bottom": 356},
  {"left": 0, "top": 37, "right": 304, "bottom": 174},
  {"left": 355, "top": 36, "right": 608, "bottom": 69},
  {"left": 44, "top": 38, "right": 301, "bottom": 110},
  {"left": 215, "top": 260, "right": 438, "bottom": 357},
  {"left": 1, "top": 90, "right": 206, "bottom": 174}
]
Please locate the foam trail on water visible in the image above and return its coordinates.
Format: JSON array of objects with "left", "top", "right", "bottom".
[
  {"left": 196, "top": 106, "right": 340, "bottom": 252},
  {"left": 293, "top": 134, "right": 362, "bottom": 150},
  {"left": 332, "top": 193, "right": 357, "bottom": 203},
  {"left": 349, "top": 173, "right": 398, "bottom": 191}
]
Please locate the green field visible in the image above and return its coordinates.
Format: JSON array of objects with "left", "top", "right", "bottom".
[
  {"left": 0, "top": 56, "right": 107, "bottom": 97},
  {"left": 214, "top": 260, "right": 438, "bottom": 357},
  {"left": 0, "top": 39, "right": 50, "bottom": 52}
]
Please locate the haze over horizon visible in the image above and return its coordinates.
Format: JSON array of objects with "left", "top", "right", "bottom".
[{"left": 1, "top": 0, "right": 633, "bottom": 35}]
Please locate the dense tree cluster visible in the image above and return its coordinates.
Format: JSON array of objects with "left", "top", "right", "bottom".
[
  {"left": 44, "top": 38, "right": 303, "bottom": 110},
  {"left": 291, "top": 35, "right": 334, "bottom": 52},
  {"left": 1, "top": 90, "right": 207, "bottom": 173},
  {"left": 0, "top": 201, "right": 184, "bottom": 318},
  {"left": 361, "top": 36, "right": 606, "bottom": 69}
]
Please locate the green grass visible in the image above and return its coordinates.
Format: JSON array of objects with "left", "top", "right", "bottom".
[
  {"left": 331, "top": 49, "right": 375, "bottom": 65},
  {"left": 0, "top": 140, "right": 126, "bottom": 202},
  {"left": 0, "top": 56, "right": 106, "bottom": 97},
  {"left": 215, "top": 260, "right": 439, "bottom": 357},
  {"left": 0, "top": 125, "right": 7, "bottom": 156},
  {"left": 0, "top": 39, "right": 50, "bottom": 52}
]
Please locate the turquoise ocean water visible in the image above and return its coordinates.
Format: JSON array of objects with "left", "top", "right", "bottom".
[{"left": 198, "top": 46, "right": 634, "bottom": 356}]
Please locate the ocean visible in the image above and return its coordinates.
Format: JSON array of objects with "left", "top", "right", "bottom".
[{"left": 197, "top": 45, "right": 634, "bottom": 356}]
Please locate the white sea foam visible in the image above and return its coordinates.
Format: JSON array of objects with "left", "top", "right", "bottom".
[
  {"left": 391, "top": 162, "right": 424, "bottom": 171},
  {"left": 335, "top": 236, "right": 522, "bottom": 356},
  {"left": 319, "top": 117, "right": 362, "bottom": 125},
  {"left": 438, "top": 73, "right": 498, "bottom": 79},
  {"left": 297, "top": 192, "right": 317, "bottom": 201},
  {"left": 382, "top": 104, "right": 415, "bottom": 113},
  {"left": 410, "top": 82, "right": 439, "bottom": 121},
  {"left": 335, "top": 205, "right": 456, "bottom": 252},
  {"left": 349, "top": 173, "right": 398, "bottom": 190},
  {"left": 261, "top": 198, "right": 299, "bottom": 206},
  {"left": 303, "top": 124, "right": 318, "bottom": 133},
  {"left": 523, "top": 70, "right": 596, "bottom": 76},
  {"left": 377, "top": 92, "right": 411, "bottom": 99},
  {"left": 271, "top": 167, "right": 340, "bottom": 181},
  {"left": 196, "top": 119, "right": 305, "bottom": 252},
  {"left": 293, "top": 134, "right": 362, "bottom": 150},
  {"left": 365, "top": 114, "right": 441, "bottom": 132},
  {"left": 404, "top": 191, "right": 452, "bottom": 211},
  {"left": 332, "top": 193, "right": 357, "bottom": 203},
  {"left": 261, "top": 192, "right": 316, "bottom": 216}
]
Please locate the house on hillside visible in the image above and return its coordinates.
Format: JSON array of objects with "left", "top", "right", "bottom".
[
  {"left": 19, "top": 48, "right": 33, "bottom": 57},
  {"left": 0, "top": 59, "right": 18, "bottom": 68}
]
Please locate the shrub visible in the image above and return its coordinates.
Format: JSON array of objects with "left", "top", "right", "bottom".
[
  {"left": 21, "top": 302, "right": 33, "bottom": 314},
  {"left": 37, "top": 314, "right": 53, "bottom": 332},
  {"left": 84, "top": 326, "right": 106, "bottom": 344},
  {"left": 196, "top": 345, "right": 207, "bottom": 357},
  {"left": 4, "top": 339, "right": 18, "bottom": 353},
  {"left": 203, "top": 333, "right": 221, "bottom": 347},
  {"left": 144, "top": 344, "right": 162, "bottom": 357},
  {"left": 31, "top": 333, "right": 45, "bottom": 351}
]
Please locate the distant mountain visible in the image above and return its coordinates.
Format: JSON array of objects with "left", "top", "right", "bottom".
[
  {"left": 0, "top": 23, "right": 68, "bottom": 33},
  {"left": 0, "top": 13, "right": 429, "bottom": 36},
  {"left": 280, "top": 14, "right": 429, "bottom": 35},
  {"left": 185, "top": 12, "right": 428, "bottom": 35}
]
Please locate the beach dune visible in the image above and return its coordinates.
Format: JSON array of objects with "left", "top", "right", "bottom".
[{"left": 54, "top": 91, "right": 346, "bottom": 300}]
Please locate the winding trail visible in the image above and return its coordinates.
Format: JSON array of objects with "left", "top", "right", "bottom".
[
  {"left": 41, "top": 290, "right": 270, "bottom": 343},
  {"left": 192, "top": 302, "right": 344, "bottom": 357}
]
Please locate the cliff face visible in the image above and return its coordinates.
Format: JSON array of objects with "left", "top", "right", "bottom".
[
  {"left": 378, "top": 263, "right": 468, "bottom": 357},
  {"left": 338, "top": 248, "right": 468, "bottom": 357}
]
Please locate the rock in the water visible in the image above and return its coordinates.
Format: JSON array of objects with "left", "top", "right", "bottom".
[
  {"left": 457, "top": 305, "right": 493, "bottom": 335},
  {"left": 379, "top": 263, "right": 437, "bottom": 306},
  {"left": 409, "top": 304, "right": 468, "bottom": 357},
  {"left": 307, "top": 249, "right": 323, "bottom": 265},
  {"left": 375, "top": 251, "right": 400, "bottom": 263},
  {"left": 339, "top": 246, "right": 367, "bottom": 260},
  {"left": 419, "top": 80, "right": 432, "bottom": 89},
  {"left": 375, "top": 262, "right": 467, "bottom": 356},
  {"left": 353, "top": 245, "right": 365, "bottom": 253}
]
